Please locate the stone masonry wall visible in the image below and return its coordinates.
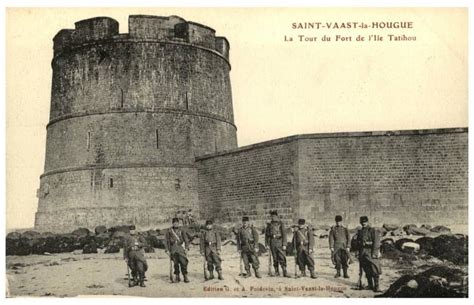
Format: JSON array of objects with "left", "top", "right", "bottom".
[
  {"left": 196, "top": 140, "right": 299, "bottom": 227},
  {"left": 197, "top": 128, "right": 468, "bottom": 228},
  {"left": 36, "top": 166, "right": 198, "bottom": 232},
  {"left": 297, "top": 128, "right": 468, "bottom": 227}
]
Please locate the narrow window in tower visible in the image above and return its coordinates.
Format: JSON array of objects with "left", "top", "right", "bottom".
[
  {"left": 156, "top": 129, "right": 159, "bottom": 149},
  {"left": 109, "top": 178, "right": 114, "bottom": 188},
  {"left": 185, "top": 92, "right": 189, "bottom": 110},
  {"left": 120, "top": 88, "right": 124, "bottom": 108},
  {"left": 87, "top": 131, "right": 91, "bottom": 151}
]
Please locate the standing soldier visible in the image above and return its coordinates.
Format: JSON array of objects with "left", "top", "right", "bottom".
[
  {"left": 329, "top": 215, "right": 351, "bottom": 278},
  {"left": 175, "top": 211, "right": 182, "bottom": 225},
  {"left": 123, "top": 225, "right": 148, "bottom": 287},
  {"left": 182, "top": 210, "right": 189, "bottom": 226},
  {"left": 265, "top": 210, "right": 290, "bottom": 277},
  {"left": 293, "top": 219, "right": 317, "bottom": 279},
  {"left": 236, "top": 216, "right": 261, "bottom": 278},
  {"left": 178, "top": 210, "right": 185, "bottom": 226},
  {"left": 356, "top": 216, "right": 382, "bottom": 292},
  {"left": 200, "top": 220, "right": 224, "bottom": 280},
  {"left": 165, "top": 217, "right": 191, "bottom": 283},
  {"left": 188, "top": 209, "right": 194, "bottom": 224}
]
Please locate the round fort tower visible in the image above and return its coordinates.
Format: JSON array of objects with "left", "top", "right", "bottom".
[{"left": 35, "top": 15, "right": 237, "bottom": 232}]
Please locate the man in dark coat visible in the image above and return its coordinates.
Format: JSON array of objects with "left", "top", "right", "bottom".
[
  {"left": 187, "top": 209, "right": 194, "bottom": 225},
  {"left": 200, "top": 220, "right": 224, "bottom": 280},
  {"left": 236, "top": 216, "right": 261, "bottom": 278},
  {"left": 292, "top": 219, "right": 317, "bottom": 279},
  {"left": 265, "top": 210, "right": 290, "bottom": 277},
  {"left": 123, "top": 225, "right": 148, "bottom": 287},
  {"left": 356, "top": 216, "right": 382, "bottom": 292},
  {"left": 165, "top": 217, "right": 191, "bottom": 283},
  {"left": 329, "top": 215, "right": 351, "bottom": 278}
]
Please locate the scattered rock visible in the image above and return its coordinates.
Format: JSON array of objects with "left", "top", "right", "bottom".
[
  {"left": 109, "top": 225, "right": 131, "bottom": 234},
  {"left": 6, "top": 232, "right": 22, "bottom": 240},
  {"left": 378, "top": 266, "right": 467, "bottom": 297},
  {"left": 104, "top": 244, "right": 120, "bottom": 254},
  {"left": 403, "top": 224, "right": 430, "bottom": 236},
  {"left": 94, "top": 226, "right": 107, "bottom": 235},
  {"left": 381, "top": 238, "right": 394, "bottom": 245},
  {"left": 395, "top": 238, "right": 414, "bottom": 251},
  {"left": 71, "top": 228, "right": 90, "bottom": 238},
  {"left": 430, "top": 234, "right": 467, "bottom": 265},
  {"left": 317, "top": 230, "right": 329, "bottom": 238},
  {"left": 390, "top": 228, "right": 405, "bottom": 236},
  {"left": 146, "top": 234, "right": 166, "bottom": 248},
  {"left": 382, "top": 224, "right": 399, "bottom": 231},
  {"left": 401, "top": 242, "right": 420, "bottom": 253},
  {"left": 95, "top": 232, "right": 111, "bottom": 248},
  {"left": 111, "top": 231, "right": 127, "bottom": 239},
  {"left": 22, "top": 231, "right": 41, "bottom": 239},
  {"left": 430, "top": 226, "right": 451, "bottom": 234},
  {"left": 415, "top": 236, "right": 435, "bottom": 254},
  {"left": 146, "top": 229, "right": 159, "bottom": 237},
  {"left": 82, "top": 242, "right": 98, "bottom": 254}
]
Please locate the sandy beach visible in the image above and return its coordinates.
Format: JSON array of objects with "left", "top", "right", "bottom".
[{"left": 6, "top": 238, "right": 429, "bottom": 298}]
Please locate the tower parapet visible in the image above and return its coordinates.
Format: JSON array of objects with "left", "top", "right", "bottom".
[{"left": 53, "top": 15, "right": 230, "bottom": 61}]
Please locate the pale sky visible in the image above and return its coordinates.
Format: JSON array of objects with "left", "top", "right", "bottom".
[{"left": 6, "top": 8, "right": 468, "bottom": 229}]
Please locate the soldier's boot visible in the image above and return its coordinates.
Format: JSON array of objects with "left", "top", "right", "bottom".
[
  {"left": 244, "top": 269, "right": 252, "bottom": 278},
  {"left": 274, "top": 266, "right": 280, "bottom": 276},
  {"left": 343, "top": 267, "right": 349, "bottom": 279},
  {"left": 335, "top": 269, "right": 341, "bottom": 278},
  {"left": 282, "top": 267, "right": 291, "bottom": 278},
  {"left": 183, "top": 274, "right": 190, "bottom": 283},
  {"left": 209, "top": 271, "right": 215, "bottom": 280},
  {"left": 373, "top": 276, "right": 381, "bottom": 292},
  {"left": 217, "top": 271, "right": 224, "bottom": 280},
  {"left": 367, "top": 277, "right": 374, "bottom": 291},
  {"left": 300, "top": 270, "right": 307, "bottom": 278},
  {"left": 138, "top": 272, "right": 146, "bottom": 287},
  {"left": 175, "top": 274, "right": 181, "bottom": 283},
  {"left": 254, "top": 268, "right": 262, "bottom": 279},
  {"left": 310, "top": 269, "right": 317, "bottom": 279},
  {"left": 133, "top": 275, "right": 139, "bottom": 286}
]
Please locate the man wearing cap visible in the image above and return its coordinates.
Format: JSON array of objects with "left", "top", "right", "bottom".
[
  {"left": 356, "top": 216, "right": 382, "bottom": 292},
  {"left": 236, "top": 216, "right": 261, "bottom": 278},
  {"left": 187, "top": 209, "right": 194, "bottom": 225},
  {"left": 200, "top": 220, "right": 224, "bottom": 280},
  {"left": 292, "top": 219, "right": 317, "bottom": 279},
  {"left": 123, "top": 225, "right": 148, "bottom": 287},
  {"left": 165, "top": 218, "right": 191, "bottom": 283},
  {"left": 329, "top": 215, "right": 351, "bottom": 278},
  {"left": 265, "top": 210, "right": 290, "bottom": 277}
]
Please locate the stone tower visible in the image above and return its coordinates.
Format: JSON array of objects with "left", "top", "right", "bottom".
[{"left": 35, "top": 15, "right": 237, "bottom": 232}]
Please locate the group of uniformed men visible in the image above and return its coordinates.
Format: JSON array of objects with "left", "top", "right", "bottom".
[
  {"left": 174, "top": 209, "right": 195, "bottom": 226},
  {"left": 123, "top": 210, "right": 382, "bottom": 292}
]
